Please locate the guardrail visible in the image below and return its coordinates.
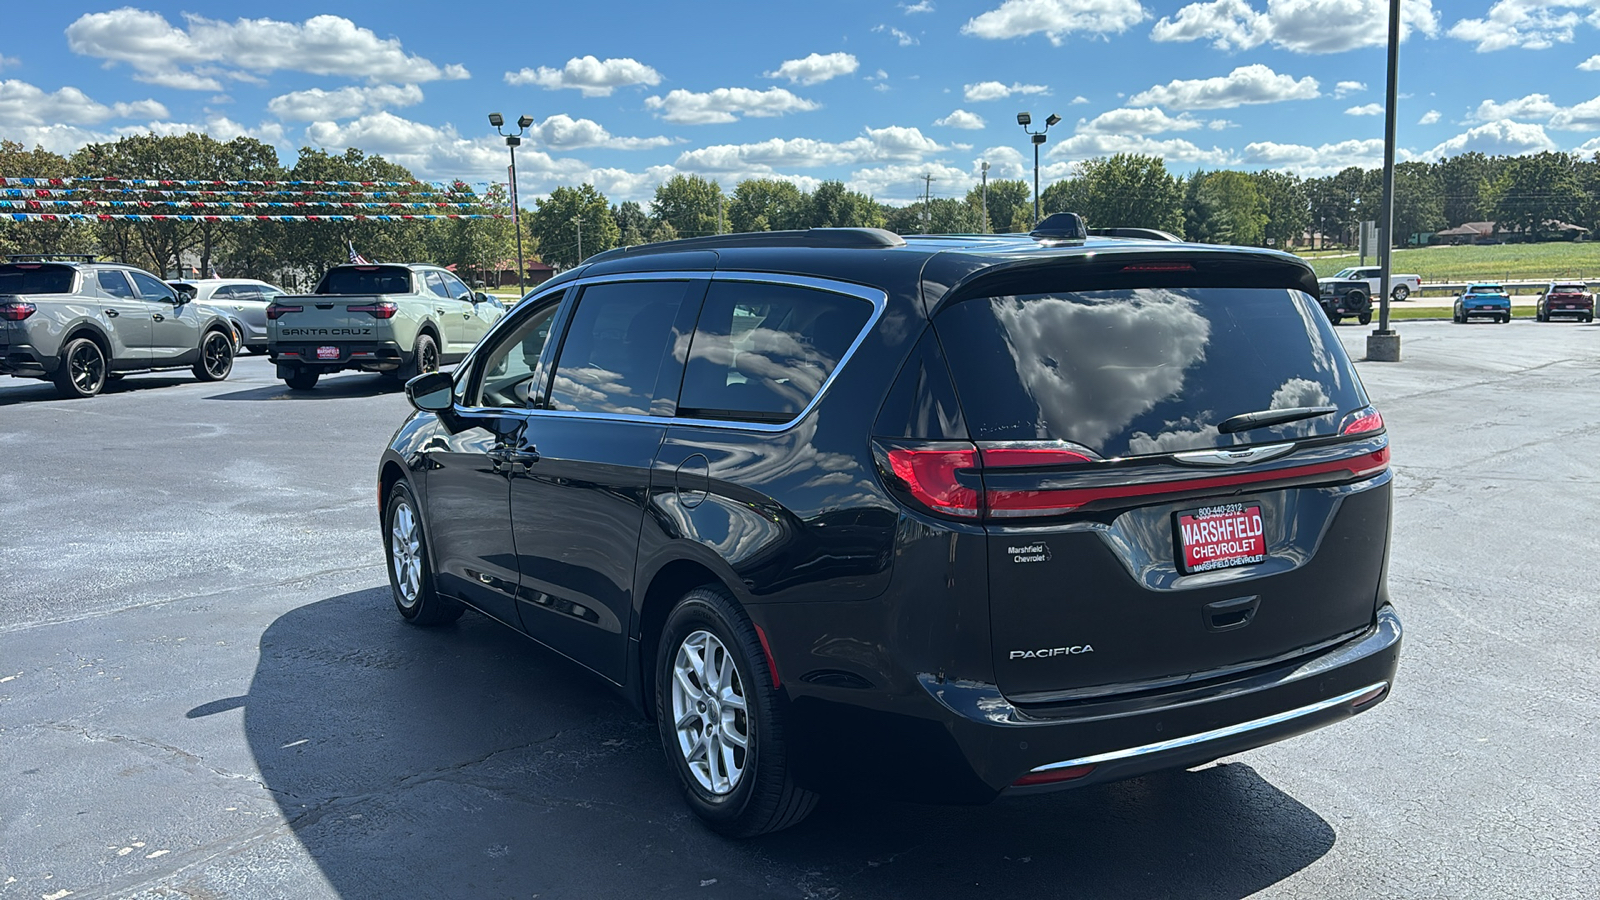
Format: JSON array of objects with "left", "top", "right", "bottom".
[{"left": 1418, "top": 280, "right": 1592, "bottom": 294}]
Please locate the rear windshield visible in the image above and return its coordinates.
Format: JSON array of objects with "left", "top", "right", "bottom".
[
  {"left": 316, "top": 266, "right": 413, "bottom": 295},
  {"left": 1469, "top": 285, "right": 1504, "bottom": 293},
  {"left": 0, "top": 264, "right": 75, "bottom": 294},
  {"left": 936, "top": 287, "right": 1368, "bottom": 458},
  {"left": 1553, "top": 284, "right": 1588, "bottom": 293}
]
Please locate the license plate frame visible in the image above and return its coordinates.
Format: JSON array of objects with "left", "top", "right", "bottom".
[
  {"left": 1175, "top": 502, "right": 1266, "bottom": 574},
  {"left": 315, "top": 345, "right": 340, "bottom": 360}
]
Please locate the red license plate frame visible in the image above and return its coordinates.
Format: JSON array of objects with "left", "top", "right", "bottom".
[
  {"left": 315, "top": 345, "right": 340, "bottom": 360},
  {"left": 1175, "top": 503, "right": 1266, "bottom": 574}
]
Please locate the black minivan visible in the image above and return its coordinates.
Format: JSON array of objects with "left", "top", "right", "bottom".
[{"left": 380, "top": 218, "right": 1401, "bottom": 836}]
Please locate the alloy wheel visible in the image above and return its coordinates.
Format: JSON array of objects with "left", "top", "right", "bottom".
[
  {"left": 670, "top": 629, "right": 750, "bottom": 795},
  {"left": 203, "top": 332, "right": 232, "bottom": 378},
  {"left": 70, "top": 342, "right": 105, "bottom": 394},
  {"left": 422, "top": 341, "right": 439, "bottom": 373},
  {"left": 389, "top": 500, "right": 423, "bottom": 609}
]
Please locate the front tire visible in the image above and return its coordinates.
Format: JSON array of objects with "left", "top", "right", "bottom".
[
  {"left": 656, "top": 586, "right": 817, "bottom": 837},
  {"left": 385, "top": 481, "right": 462, "bottom": 626},
  {"left": 194, "top": 329, "right": 234, "bottom": 382},
  {"left": 53, "top": 337, "right": 107, "bottom": 399},
  {"left": 1392, "top": 285, "right": 1410, "bottom": 302}
]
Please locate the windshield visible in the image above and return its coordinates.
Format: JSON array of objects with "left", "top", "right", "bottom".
[
  {"left": 1333, "top": 268, "right": 1356, "bottom": 278},
  {"left": 1470, "top": 285, "right": 1504, "bottom": 294},
  {"left": 0, "top": 264, "right": 76, "bottom": 294},
  {"left": 936, "top": 287, "right": 1369, "bottom": 458},
  {"left": 316, "top": 265, "right": 413, "bottom": 295},
  {"left": 1553, "top": 284, "right": 1588, "bottom": 293}
]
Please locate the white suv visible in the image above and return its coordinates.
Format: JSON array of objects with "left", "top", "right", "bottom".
[{"left": 168, "top": 278, "right": 288, "bottom": 354}]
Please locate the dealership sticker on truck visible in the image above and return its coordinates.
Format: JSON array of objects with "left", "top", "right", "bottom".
[{"left": 1176, "top": 503, "right": 1265, "bottom": 573}]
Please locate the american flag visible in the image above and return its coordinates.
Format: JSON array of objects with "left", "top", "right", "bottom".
[{"left": 348, "top": 239, "right": 370, "bottom": 265}]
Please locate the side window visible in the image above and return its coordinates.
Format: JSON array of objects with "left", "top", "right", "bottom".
[
  {"left": 442, "top": 273, "right": 473, "bottom": 301},
  {"left": 211, "top": 285, "right": 241, "bottom": 300},
  {"left": 469, "top": 299, "right": 563, "bottom": 408},
  {"left": 677, "top": 280, "right": 873, "bottom": 423},
  {"left": 128, "top": 271, "right": 176, "bottom": 301},
  {"left": 423, "top": 271, "right": 451, "bottom": 298},
  {"left": 545, "top": 280, "right": 698, "bottom": 416},
  {"left": 97, "top": 271, "right": 135, "bottom": 299}
]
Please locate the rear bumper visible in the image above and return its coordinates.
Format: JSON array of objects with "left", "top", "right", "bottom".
[
  {"left": 783, "top": 605, "right": 1401, "bottom": 803},
  {"left": 0, "top": 342, "right": 53, "bottom": 376},
  {"left": 270, "top": 340, "right": 406, "bottom": 372}
]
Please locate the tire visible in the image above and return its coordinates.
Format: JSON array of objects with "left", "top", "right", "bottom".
[
  {"left": 397, "top": 332, "right": 440, "bottom": 383},
  {"left": 656, "top": 586, "right": 817, "bottom": 837},
  {"left": 193, "top": 328, "right": 234, "bottom": 382},
  {"left": 1453, "top": 309, "right": 1463, "bottom": 324},
  {"left": 284, "top": 369, "right": 320, "bottom": 391},
  {"left": 1329, "top": 313, "right": 1343, "bottom": 325},
  {"left": 245, "top": 345, "right": 268, "bottom": 356},
  {"left": 1536, "top": 308, "right": 1547, "bottom": 322},
  {"left": 1358, "top": 311, "right": 1372, "bottom": 326},
  {"left": 1392, "top": 285, "right": 1410, "bottom": 302},
  {"left": 53, "top": 336, "right": 108, "bottom": 399},
  {"left": 384, "top": 481, "right": 462, "bottom": 626},
  {"left": 1500, "top": 314, "right": 1510, "bottom": 324},
  {"left": 230, "top": 320, "right": 247, "bottom": 351}
]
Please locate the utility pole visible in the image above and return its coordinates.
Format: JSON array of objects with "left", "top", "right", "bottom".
[
  {"left": 718, "top": 193, "right": 725, "bottom": 234},
  {"left": 981, "top": 161, "right": 990, "bottom": 234},
  {"left": 574, "top": 216, "right": 582, "bottom": 262},
  {"left": 1368, "top": 0, "right": 1404, "bottom": 362},
  {"left": 922, "top": 173, "right": 936, "bottom": 231}
]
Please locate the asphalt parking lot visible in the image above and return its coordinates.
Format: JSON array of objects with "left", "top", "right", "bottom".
[{"left": 2, "top": 321, "right": 1598, "bottom": 899}]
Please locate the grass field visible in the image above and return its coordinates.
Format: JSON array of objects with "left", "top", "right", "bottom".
[{"left": 1301, "top": 243, "right": 1600, "bottom": 282}]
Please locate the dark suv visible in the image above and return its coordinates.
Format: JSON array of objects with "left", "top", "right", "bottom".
[{"left": 379, "top": 219, "right": 1402, "bottom": 836}]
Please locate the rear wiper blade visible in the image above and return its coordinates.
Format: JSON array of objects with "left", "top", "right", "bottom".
[{"left": 1217, "top": 405, "right": 1339, "bottom": 435}]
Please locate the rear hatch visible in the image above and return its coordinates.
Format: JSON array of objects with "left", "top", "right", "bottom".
[
  {"left": 924, "top": 276, "right": 1389, "bottom": 703},
  {"left": 268, "top": 265, "right": 413, "bottom": 338},
  {"left": 0, "top": 263, "right": 77, "bottom": 342}
]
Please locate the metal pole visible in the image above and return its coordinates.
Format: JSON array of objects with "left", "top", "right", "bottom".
[
  {"left": 1368, "top": 0, "right": 1403, "bottom": 361},
  {"left": 981, "top": 162, "right": 989, "bottom": 233},
  {"left": 1033, "top": 141, "right": 1041, "bottom": 226},
  {"left": 575, "top": 216, "right": 582, "bottom": 262},
  {"left": 509, "top": 145, "right": 524, "bottom": 295}
]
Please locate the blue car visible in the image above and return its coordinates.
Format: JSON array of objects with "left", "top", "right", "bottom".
[{"left": 1454, "top": 283, "right": 1511, "bottom": 324}]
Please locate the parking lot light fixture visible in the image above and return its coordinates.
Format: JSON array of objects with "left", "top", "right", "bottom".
[
  {"left": 1017, "top": 112, "right": 1059, "bottom": 227},
  {"left": 491, "top": 113, "right": 534, "bottom": 294}
]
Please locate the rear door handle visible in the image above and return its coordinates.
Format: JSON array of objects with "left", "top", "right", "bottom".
[
  {"left": 105, "top": 309, "right": 120, "bottom": 317},
  {"left": 152, "top": 313, "right": 165, "bottom": 322},
  {"left": 435, "top": 307, "right": 446, "bottom": 315}
]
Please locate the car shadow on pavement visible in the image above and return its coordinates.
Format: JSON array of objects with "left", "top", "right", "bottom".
[
  {"left": 237, "top": 588, "right": 1335, "bottom": 899},
  {"left": 204, "top": 374, "right": 400, "bottom": 401},
  {"left": 0, "top": 374, "right": 194, "bottom": 407}
]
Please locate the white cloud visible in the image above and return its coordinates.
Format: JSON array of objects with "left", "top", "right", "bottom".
[
  {"left": 1241, "top": 138, "right": 1386, "bottom": 175},
  {"left": 766, "top": 52, "right": 859, "bottom": 85},
  {"left": 267, "top": 84, "right": 423, "bottom": 121},
  {"left": 672, "top": 126, "right": 947, "bottom": 173},
  {"left": 0, "top": 55, "right": 19, "bottom": 71},
  {"left": 0, "top": 79, "right": 169, "bottom": 127},
  {"left": 901, "top": 1, "right": 936, "bottom": 12},
  {"left": 1551, "top": 96, "right": 1600, "bottom": 130},
  {"left": 962, "top": 0, "right": 1150, "bottom": 45},
  {"left": 1071, "top": 95, "right": 1090, "bottom": 104},
  {"left": 963, "top": 80, "right": 1051, "bottom": 102},
  {"left": 873, "top": 24, "right": 920, "bottom": 45},
  {"left": 1582, "top": 54, "right": 1600, "bottom": 70},
  {"left": 1449, "top": 0, "right": 1599, "bottom": 52},
  {"left": 935, "top": 109, "right": 987, "bottom": 129},
  {"left": 1422, "top": 120, "right": 1559, "bottom": 159},
  {"left": 1051, "top": 133, "right": 1235, "bottom": 166},
  {"left": 848, "top": 161, "right": 973, "bottom": 204},
  {"left": 1129, "top": 64, "right": 1319, "bottom": 110},
  {"left": 1419, "top": 109, "right": 1442, "bottom": 124},
  {"left": 1335, "top": 80, "right": 1367, "bottom": 97},
  {"left": 1345, "top": 103, "right": 1383, "bottom": 116},
  {"left": 1471, "top": 93, "right": 1561, "bottom": 122},
  {"left": 504, "top": 56, "right": 661, "bottom": 97},
  {"left": 65, "top": 10, "right": 470, "bottom": 91},
  {"left": 644, "top": 86, "right": 820, "bottom": 124},
  {"left": 527, "top": 114, "right": 677, "bottom": 151},
  {"left": 1077, "top": 107, "right": 1203, "bottom": 134},
  {"left": 1151, "top": 0, "right": 1438, "bottom": 54},
  {"left": 1209, "top": 118, "right": 1237, "bottom": 129}
]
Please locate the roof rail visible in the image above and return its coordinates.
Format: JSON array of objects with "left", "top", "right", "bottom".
[
  {"left": 1088, "top": 227, "right": 1184, "bottom": 243},
  {"left": 587, "top": 227, "right": 907, "bottom": 263},
  {"left": 5, "top": 253, "right": 97, "bottom": 262},
  {"left": 1029, "top": 213, "right": 1088, "bottom": 242}
]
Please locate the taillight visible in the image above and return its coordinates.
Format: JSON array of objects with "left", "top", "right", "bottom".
[
  {"left": 883, "top": 444, "right": 981, "bottom": 518},
  {"left": 1013, "top": 764, "right": 1095, "bottom": 787},
  {"left": 1340, "top": 406, "right": 1384, "bottom": 436},
  {"left": 1, "top": 301, "right": 37, "bottom": 321},
  {"left": 266, "top": 304, "right": 302, "bottom": 320},
  {"left": 348, "top": 301, "right": 399, "bottom": 319},
  {"left": 978, "top": 443, "right": 1095, "bottom": 467}
]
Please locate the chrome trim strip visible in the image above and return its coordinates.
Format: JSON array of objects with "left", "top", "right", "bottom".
[
  {"left": 452, "top": 270, "right": 888, "bottom": 434},
  {"left": 1173, "top": 442, "right": 1296, "bottom": 467},
  {"left": 1029, "top": 681, "right": 1388, "bottom": 773}
]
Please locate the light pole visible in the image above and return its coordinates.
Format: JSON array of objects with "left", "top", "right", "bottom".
[
  {"left": 1017, "top": 112, "right": 1060, "bottom": 227},
  {"left": 1368, "top": 0, "right": 1404, "bottom": 363},
  {"left": 980, "top": 161, "right": 990, "bottom": 233},
  {"left": 573, "top": 216, "right": 582, "bottom": 262},
  {"left": 489, "top": 112, "right": 533, "bottom": 293}
]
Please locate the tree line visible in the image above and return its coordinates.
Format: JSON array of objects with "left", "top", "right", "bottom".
[{"left": 6, "top": 132, "right": 1598, "bottom": 286}]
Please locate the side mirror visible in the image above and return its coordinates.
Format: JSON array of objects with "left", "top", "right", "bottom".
[
  {"left": 474, "top": 292, "right": 490, "bottom": 304},
  {"left": 170, "top": 291, "right": 189, "bottom": 306},
  {"left": 405, "top": 370, "right": 454, "bottom": 412}
]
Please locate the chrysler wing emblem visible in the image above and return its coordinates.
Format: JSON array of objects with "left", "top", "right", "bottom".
[{"left": 1172, "top": 443, "right": 1296, "bottom": 466}]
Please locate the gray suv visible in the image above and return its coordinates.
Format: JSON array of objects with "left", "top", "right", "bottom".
[
  {"left": 0, "top": 256, "right": 237, "bottom": 398},
  {"left": 169, "top": 277, "right": 287, "bottom": 354}
]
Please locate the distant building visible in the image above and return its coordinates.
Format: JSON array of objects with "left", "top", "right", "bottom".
[{"left": 1433, "top": 220, "right": 1590, "bottom": 245}]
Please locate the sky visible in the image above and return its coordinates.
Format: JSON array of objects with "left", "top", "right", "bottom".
[{"left": 2, "top": 1, "right": 1599, "bottom": 205}]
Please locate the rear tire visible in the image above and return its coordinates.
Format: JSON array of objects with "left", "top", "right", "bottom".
[
  {"left": 385, "top": 481, "right": 462, "bottom": 626},
  {"left": 284, "top": 369, "right": 320, "bottom": 391},
  {"left": 656, "top": 586, "right": 817, "bottom": 837},
  {"left": 1358, "top": 311, "right": 1372, "bottom": 326},
  {"left": 193, "top": 329, "right": 234, "bottom": 382},
  {"left": 1392, "top": 285, "right": 1410, "bottom": 302},
  {"left": 53, "top": 336, "right": 107, "bottom": 399},
  {"left": 397, "top": 332, "right": 440, "bottom": 384}
]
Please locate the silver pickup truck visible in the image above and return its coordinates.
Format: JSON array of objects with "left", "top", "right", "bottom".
[{"left": 267, "top": 263, "right": 506, "bottom": 390}]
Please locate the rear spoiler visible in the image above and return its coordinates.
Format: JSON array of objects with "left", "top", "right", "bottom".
[{"left": 931, "top": 248, "right": 1320, "bottom": 314}]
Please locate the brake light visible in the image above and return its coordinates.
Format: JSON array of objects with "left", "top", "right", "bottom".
[
  {"left": 265, "top": 304, "right": 302, "bottom": 320},
  {"left": 884, "top": 445, "right": 981, "bottom": 518},
  {"left": 1120, "top": 263, "right": 1194, "bottom": 272},
  {"left": 1, "top": 301, "right": 37, "bottom": 321},
  {"left": 348, "top": 301, "right": 399, "bottom": 319},
  {"left": 978, "top": 444, "right": 1094, "bottom": 467},
  {"left": 1013, "top": 764, "right": 1095, "bottom": 787},
  {"left": 1340, "top": 406, "right": 1384, "bottom": 436}
]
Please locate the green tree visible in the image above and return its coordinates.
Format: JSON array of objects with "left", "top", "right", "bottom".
[
  {"left": 967, "top": 178, "right": 1030, "bottom": 233},
  {"left": 1252, "top": 169, "right": 1308, "bottom": 249},
  {"left": 884, "top": 197, "right": 979, "bottom": 234},
  {"left": 727, "top": 178, "right": 805, "bottom": 232},
  {"left": 1062, "top": 154, "right": 1185, "bottom": 233},
  {"left": 611, "top": 201, "right": 649, "bottom": 245},
  {"left": 1184, "top": 170, "right": 1267, "bottom": 246},
  {"left": 1437, "top": 152, "right": 1498, "bottom": 226},
  {"left": 804, "top": 181, "right": 886, "bottom": 228},
  {"left": 1487, "top": 151, "right": 1585, "bottom": 239},
  {"left": 270, "top": 147, "right": 430, "bottom": 278},
  {"left": 651, "top": 174, "right": 723, "bottom": 237},
  {"left": 532, "top": 183, "right": 618, "bottom": 269},
  {"left": 0, "top": 140, "right": 94, "bottom": 259},
  {"left": 1391, "top": 161, "right": 1446, "bottom": 245}
]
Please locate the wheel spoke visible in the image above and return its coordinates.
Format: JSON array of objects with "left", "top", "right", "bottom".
[{"left": 673, "top": 665, "right": 704, "bottom": 702}]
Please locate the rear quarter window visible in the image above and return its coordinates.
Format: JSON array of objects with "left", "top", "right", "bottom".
[
  {"left": 0, "top": 264, "right": 76, "bottom": 294},
  {"left": 936, "top": 287, "right": 1368, "bottom": 458}
]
